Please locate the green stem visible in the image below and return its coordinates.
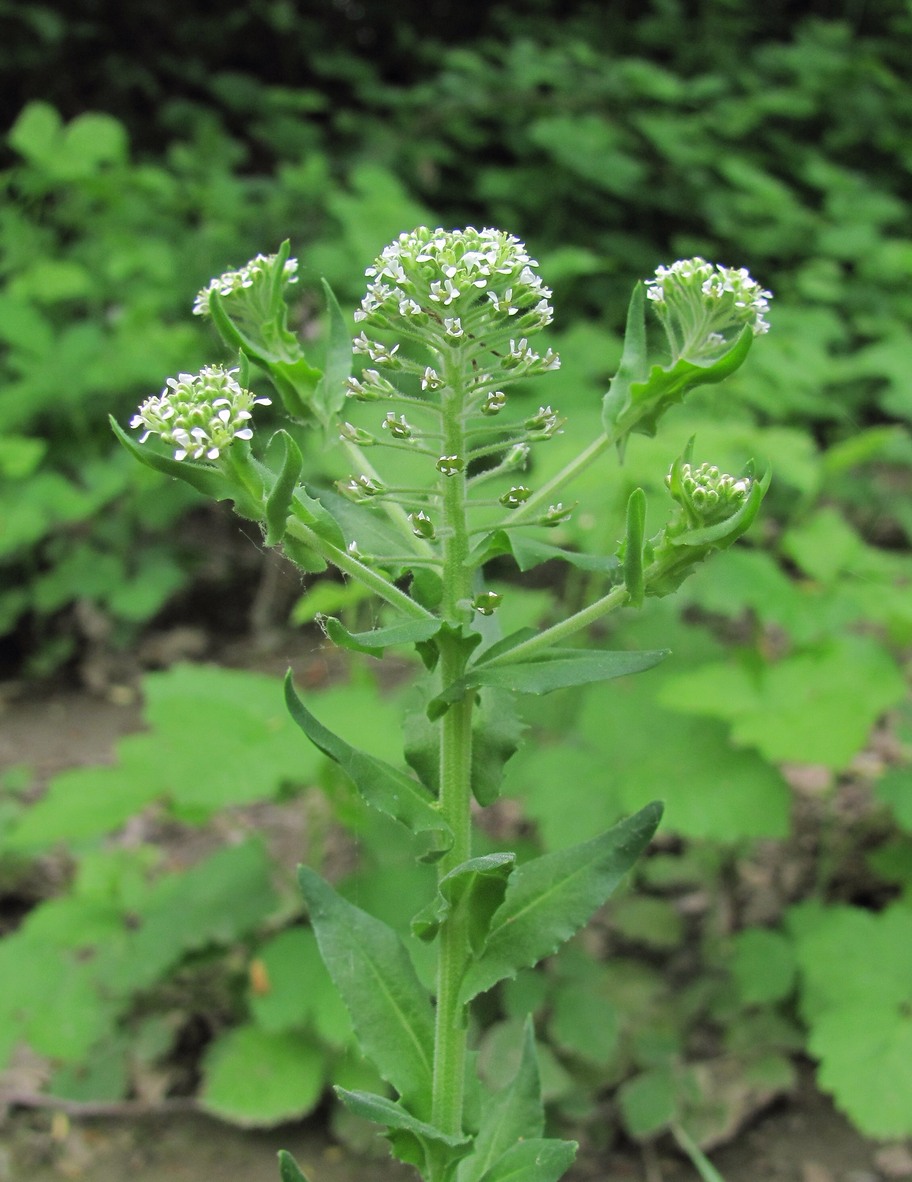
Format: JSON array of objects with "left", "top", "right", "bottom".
[
  {"left": 431, "top": 347, "right": 475, "bottom": 1138},
  {"left": 482, "top": 581, "right": 633, "bottom": 665},
  {"left": 283, "top": 518, "right": 435, "bottom": 620},
  {"left": 343, "top": 440, "right": 437, "bottom": 560},
  {"left": 502, "top": 429, "right": 614, "bottom": 525}
]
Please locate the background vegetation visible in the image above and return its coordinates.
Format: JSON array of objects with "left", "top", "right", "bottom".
[{"left": 2, "top": 0, "right": 911, "bottom": 1159}]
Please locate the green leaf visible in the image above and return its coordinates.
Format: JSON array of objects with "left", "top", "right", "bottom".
[
  {"left": 412, "top": 853, "right": 515, "bottom": 947},
  {"left": 324, "top": 615, "right": 441, "bottom": 656},
  {"left": 285, "top": 673, "right": 452, "bottom": 859},
  {"left": 200, "top": 1026, "right": 324, "bottom": 1126},
  {"left": 207, "top": 287, "right": 273, "bottom": 367},
  {"left": 607, "top": 324, "right": 753, "bottom": 442},
  {"left": 789, "top": 902, "right": 912, "bottom": 1137},
  {"left": 661, "top": 635, "right": 907, "bottom": 768},
  {"left": 471, "top": 689, "right": 526, "bottom": 807},
  {"left": 458, "top": 1018, "right": 545, "bottom": 1182},
  {"left": 477, "top": 1138, "right": 577, "bottom": 1182},
  {"left": 623, "top": 487, "right": 647, "bottom": 607},
  {"left": 430, "top": 648, "right": 668, "bottom": 719},
  {"left": 249, "top": 928, "right": 352, "bottom": 1042},
  {"left": 602, "top": 281, "right": 648, "bottom": 438},
  {"left": 470, "top": 530, "right": 620, "bottom": 574},
  {"left": 298, "top": 866, "right": 435, "bottom": 1116},
  {"left": 730, "top": 928, "right": 796, "bottom": 1005},
  {"left": 513, "top": 666, "right": 790, "bottom": 844},
  {"left": 459, "top": 802, "right": 663, "bottom": 1003},
  {"left": 270, "top": 358, "right": 325, "bottom": 421},
  {"left": 109, "top": 416, "right": 238, "bottom": 502},
  {"left": 264, "top": 430, "right": 304, "bottom": 545},
  {"left": 278, "top": 1150, "right": 312, "bottom": 1182},
  {"left": 335, "top": 1088, "right": 471, "bottom": 1176},
  {"left": 618, "top": 1065, "right": 677, "bottom": 1138},
  {"left": 314, "top": 279, "right": 352, "bottom": 431}
]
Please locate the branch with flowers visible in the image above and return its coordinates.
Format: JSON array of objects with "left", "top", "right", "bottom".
[{"left": 114, "top": 228, "right": 771, "bottom": 1182}]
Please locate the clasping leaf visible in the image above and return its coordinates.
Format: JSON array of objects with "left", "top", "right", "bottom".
[
  {"left": 285, "top": 673, "right": 452, "bottom": 860},
  {"left": 459, "top": 801, "right": 663, "bottom": 1004}
]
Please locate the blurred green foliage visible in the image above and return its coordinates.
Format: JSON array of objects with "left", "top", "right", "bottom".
[{"left": 2, "top": 0, "right": 912, "bottom": 1152}]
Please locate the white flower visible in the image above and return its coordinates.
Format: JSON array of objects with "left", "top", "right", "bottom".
[
  {"left": 131, "top": 366, "right": 271, "bottom": 461},
  {"left": 193, "top": 253, "right": 298, "bottom": 317},
  {"left": 646, "top": 257, "right": 772, "bottom": 360}
]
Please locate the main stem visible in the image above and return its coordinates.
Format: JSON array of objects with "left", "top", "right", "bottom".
[{"left": 431, "top": 346, "right": 475, "bottom": 1138}]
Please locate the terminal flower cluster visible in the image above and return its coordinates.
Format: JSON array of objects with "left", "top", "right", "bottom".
[
  {"left": 667, "top": 460, "right": 752, "bottom": 528},
  {"left": 646, "top": 257, "right": 771, "bottom": 362},
  {"left": 130, "top": 366, "right": 271, "bottom": 461},
  {"left": 192, "top": 252, "right": 299, "bottom": 318},
  {"left": 353, "top": 226, "right": 555, "bottom": 344}
]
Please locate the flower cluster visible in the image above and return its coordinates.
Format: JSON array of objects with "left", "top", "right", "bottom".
[
  {"left": 353, "top": 227, "right": 554, "bottom": 343},
  {"left": 646, "top": 257, "right": 772, "bottom": 362},
  {"left": 192, "top": 252, "right": 299, "bottom": 318},
  {"left": 131, "top": 366, "right": 271, "bottom": 461},
  {"left": 667, "top": 460, "right": 752, "bottom": 529}
]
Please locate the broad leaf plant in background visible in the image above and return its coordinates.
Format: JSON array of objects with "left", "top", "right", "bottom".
[{"left": 116, "top": 229, "right": 771, "bottom": 1182}]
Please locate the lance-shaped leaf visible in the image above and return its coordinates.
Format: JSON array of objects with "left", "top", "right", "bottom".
[
  {"left": 458, "top": 1018, "right": 544, "bottom": 1182},
  {"left": 285, "top": 674, "right": 451, "bottom": 859},
  {"left": 323, "top": 616, "right": 441, "bottom": 657},
  {"left": 298, "top": 867, "right": 435, "bottom": 1116},
  {"left": 623, "top": 487, "right": 647, "bottom": 608},
  {"left": 429, "top": 649, "right": 668, "bottom": 720},
  {"left": 412, "top": 853, "right": 515, "bottom": 946},
  {"left": 264, "top": 430, "right": 304, "bottom": 545},
  {"left": 601, "top": 281, "right": 649, "bottom": 440},
  {"left": 459, "top": 801, "right": 663, "bottom": 1004},
  {"left": 336, "top": 1088, "right": 471, "bottom": 1178},
  {"left": 111, "top": 416, "right": 235, "bottom": 499},
  {"left": 313, "top": 279, "right": 352, "bottom": 432},
  {"left": 278, "top": 1150, "right": 311, "bottom": 1182}
]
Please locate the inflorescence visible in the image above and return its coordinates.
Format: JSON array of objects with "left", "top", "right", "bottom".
[
  {"left": 351, "top": 226, "right": 559, "bottom": 375},
  {"left": 131, "top": 366, "right": 271, "bottom": 461},
  {"left": 646, "top": 257, "right": 771, "bottom": 362},
  {"left": 192, "top": 252, "right": 299, "bottom": 318},
  {"left": 667, "top": 460, "right": 752, "bottom": 529}
]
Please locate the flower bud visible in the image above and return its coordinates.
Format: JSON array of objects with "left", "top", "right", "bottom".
[
  {"left": 339, "top": 474, "right": 386, "bottom": 501},
  {"left": 666, "top": 460, "right": 752, "bottom": 529},
  {"left": 436, "top": 455, "right": 465, "bottom": 477},
  {"left": 340, "top": 422, "right": 376, "bottom": 446},
  {"left": 408, "top": 511, "right": 437, "bottom": 540},
  {"left": 499, "top": 485, "right": 532, "bottom": 509},
  {"left": 472, "top": 591, "right": 503, "bottom": 616}
]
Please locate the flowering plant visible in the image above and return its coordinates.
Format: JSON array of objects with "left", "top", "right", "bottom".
[{"left": 115, "top": 227, "right": 770, "bottom": 1182}]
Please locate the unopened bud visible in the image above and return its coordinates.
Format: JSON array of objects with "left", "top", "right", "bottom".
[
  {"left": 499, "top": 485, "right": 532, "bottom": 509},
  {"left": 472, "top": 591, "right": 503, "bottom": 616},
  {"left": 436, "top": 455, "right": 464, "bottom": 477},
  {"left": 409, "top": 511, "right": 437, "bottom": 540}
]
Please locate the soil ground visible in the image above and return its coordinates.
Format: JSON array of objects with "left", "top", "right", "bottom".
[{"left": 1, "top": 670, "right": 910, "bottom": 1182}]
